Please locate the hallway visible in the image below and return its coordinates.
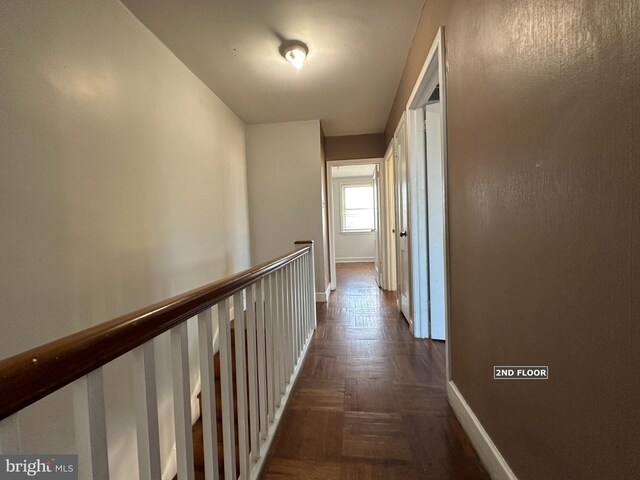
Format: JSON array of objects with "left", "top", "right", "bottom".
[{"left": 261, "top": 263, "right": 489, "bottom": 479}]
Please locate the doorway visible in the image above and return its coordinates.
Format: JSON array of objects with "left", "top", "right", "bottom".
[
  {"left": 327, "top": 159, "right": 390, "bottom": 292},
  {"left": 424, "top": 96, "right": 446, "bottom": 340},
  {"left": 394, "top": 27, "right": 449, "bottom": 373}
]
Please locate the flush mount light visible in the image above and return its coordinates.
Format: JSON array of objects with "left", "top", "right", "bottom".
[{"left": 283, "top": 42, "right": 308, "bottom": 70}]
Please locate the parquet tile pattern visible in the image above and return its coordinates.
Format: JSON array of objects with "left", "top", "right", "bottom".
[{"left": 260, "top": 262, "right": 489, "bottom": 479}]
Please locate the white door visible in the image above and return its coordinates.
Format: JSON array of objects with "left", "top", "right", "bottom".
[
  {"left": 373, "top": 165, "right": 382, "bottom": 287},
  {"left": 395, "top": 120, "right": 412, "bottom": 324},
  {"left": 425, "top": 102, "right": 446, "bottom": 340},
  {"left": 384, "top": 146, "right": 397, "bottom": 291}
]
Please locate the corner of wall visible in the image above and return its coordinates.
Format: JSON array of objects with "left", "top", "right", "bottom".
[{"left": 315, "top": 283, "right": 331, "bottom": 302}]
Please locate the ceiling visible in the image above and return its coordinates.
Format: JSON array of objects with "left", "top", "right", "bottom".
[
  {"left": 121, "top": 0, "right": 425, "bottom": 136},
  {"left": 332, "top": 164, "right": 376, "bottom": 178}
]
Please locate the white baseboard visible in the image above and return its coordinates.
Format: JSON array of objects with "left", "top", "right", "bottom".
[
  {"left": 447, "top": 381, "right": 517, "bottom": 480},
  {"left": 315, "top": 284, "right": 331, "bottom": 302},
  {"left": 335, "top": 256, "right": 375, "bottom": 263}
]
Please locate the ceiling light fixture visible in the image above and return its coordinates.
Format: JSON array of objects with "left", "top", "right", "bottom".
[{"left": 283, "top": 42, "right": 308, "bottom": 70}]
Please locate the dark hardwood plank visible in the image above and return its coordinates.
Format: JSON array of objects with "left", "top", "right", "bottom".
[
  {"left": 262, "top": 458, "right": 341, "bottom": 479},
  {"left": 288, "top": 378, "right": 345, "bottom": 411},
  {"left": 344, "top": 378, "right": 399, "bottom": 413},
  {"left": 340, "top": 462, "right": 417, "bottom": 479},
  {"left": 342, "top": 411, "right": 413, "bottom": 462},
  {"left": 270, "top": 409, "right": 344, "bottom": 462},
  {"left": 300, "top": 353, "right": 347, "bottom": 380}
]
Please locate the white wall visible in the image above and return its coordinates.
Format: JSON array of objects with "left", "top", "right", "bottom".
[
  {"left": 246, "top": 120, "right": 329, "bottom": 298},
  {"left": 332, "top": 176, "right": 376, "bottom": 262},
  {"left": 0, "top": 1, "right": 250, "bottom": 478}
]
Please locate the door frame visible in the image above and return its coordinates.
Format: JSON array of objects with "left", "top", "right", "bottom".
[
  {"left": 404, "top": 27, "right": 451, "bottom": 377},
  {"left": 372, "top": 165, "right": 383, "bottom": 287},
  {"left": 326, "top": 158, "right": 384, "bottom": 291}
]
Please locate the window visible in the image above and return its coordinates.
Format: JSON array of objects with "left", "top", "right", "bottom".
[{"left": 341, "top": 183, "right": 375, "bottom": 233}]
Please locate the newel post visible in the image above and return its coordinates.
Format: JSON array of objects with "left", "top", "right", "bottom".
[{"left": 294, "top": 240, "right": 317, "bottom": 330}]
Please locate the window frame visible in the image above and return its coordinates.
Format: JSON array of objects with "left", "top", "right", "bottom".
[{"left": 340, "top": 181, "right": 375, "bottom": 234}]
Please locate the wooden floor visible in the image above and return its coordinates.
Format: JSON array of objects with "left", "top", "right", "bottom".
[{"left": 260, "top": 262, "right": 489, "bottom": 479}]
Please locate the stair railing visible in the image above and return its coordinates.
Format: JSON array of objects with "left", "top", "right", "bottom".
[{"left": 0, "top": 240, "right": 317, "bottom": 480}]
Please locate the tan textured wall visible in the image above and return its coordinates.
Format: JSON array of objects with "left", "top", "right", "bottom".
[
  {"left": 385, "top": 1, "right": 640, "bottom": 479},
  {"left": 325, "top": 133, "right": 385, "bottom": 161}
]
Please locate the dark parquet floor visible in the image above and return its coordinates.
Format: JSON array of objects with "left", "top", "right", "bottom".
[{"left": 260, "top": 262, "right": 490, "bottom": 479}]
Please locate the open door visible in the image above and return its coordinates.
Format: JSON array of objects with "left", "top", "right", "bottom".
[
  {"left": 395, "top": 117, "right": 412, "bottom": 326},
  {"left": 402, "top": 27, "right": 448, "bottom": 348},
  {"left": 383, "top": 144, "right": 397, "bottom": 291}
]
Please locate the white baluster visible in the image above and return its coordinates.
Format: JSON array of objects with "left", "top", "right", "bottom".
[
  {"left": 305, "top": 254, "right": 311, "bottom": 339},
  {"left": 264, "top": 275, "right": 276, "bottom": 421},
  {"left": 171, "top": 323, "right": 195, "bottom": 480},
  {"left": 298, "top": 257, "right": 305, "bottom": 348},
  {"left": 293, "top": 262, "right": 299, "bottom": 366},
  {"left": 73, "top": 368, "right": 109, "bottom": 480},
  {"left": 245, "top": 284, "right": 260, "bottom": 462},
  {"left": 289, "top": 263, "right": 296, "bottom": 374},
  {"left": 294, "top": 243, "right": 314, "bottom": 343},
  {"left": 282, "top": 265, "right": 291, "bottom": 388},
  {"left": 283, "top": 265, "right": 291, "bottom": 380},
  {"left": 293, "top": 261, "right": 300, "bottom": 364},
  {"left": 308, "top": 243, "right": 317, "bottom": 330},
  {"left": 307, "top": 253, "right": 313, "bottom": 338},
  {"left": 233, "top": 292, "right": 250, "bottom": 479},
  {"left": 274, "top": 269, "right": 281, "bottom": 398},
  {"left": 298, "top": 256, "right": 306, "bottom": 357},
  {"left": 256, "top": 279, "right": 268, "bottom": 440},
  {"left": 290, "top": 262, "right": 297, "bottom": 367},
  {"left": 197, "top": 308, "right": 219, "bottom": 480},
  {"left": 218, "top": 299, "right": 237, "bottom": 480},
  {"left": 133, "top": 341, "right": 161, "bottom": 480},
  {"left": 277, "top": 269, "right": 286, "bottom": 397},
  {"left": 296, "top": 259, "right": 303, "bottom": 360},
  {"left": 300, "top": 255, "right": 307, "bottom": 343},
  {"left": 303, "top": 257, "right": 309, "bottom": 342}
]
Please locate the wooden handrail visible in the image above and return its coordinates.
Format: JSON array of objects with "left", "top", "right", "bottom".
[{"left": 0, "top": 245, "right": 312, "bottom": 420}]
